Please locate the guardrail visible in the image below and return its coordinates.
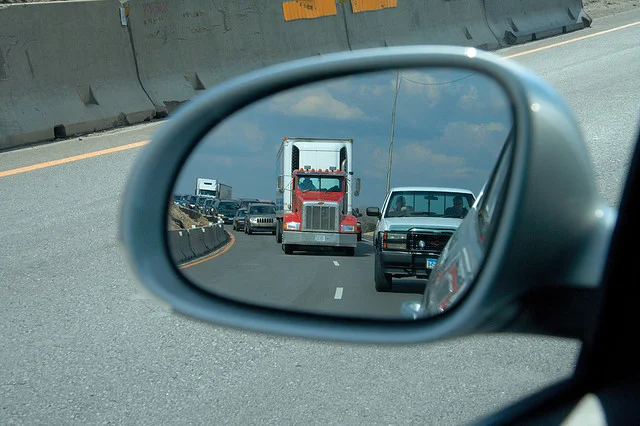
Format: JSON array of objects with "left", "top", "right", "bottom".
[
  {"left": 0, "top": 0, "right": 591, "bottom": 151},
  {"left": 167, "top": 219, "right": 230, "bottom": 265}
]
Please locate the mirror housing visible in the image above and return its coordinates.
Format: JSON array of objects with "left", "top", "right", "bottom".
[
  {"left": 277, "top": 176, "right": 284, "bottom": 193},
  {"left": 366, "top": 207, "right": 380, "bottom": 218},
  {"left": 354, "top": 178, "right": 361, "bottom": 197},
  {"left": 120, "top": 46, "right": 615, "bottom": 345}
]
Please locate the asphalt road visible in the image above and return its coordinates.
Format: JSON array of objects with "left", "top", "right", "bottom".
[
  {"left": 2, "top": 9, "right": 639, "bottom": 425},
  {"left": 182, "top": 229, "right": 425, "bottom": 319}
]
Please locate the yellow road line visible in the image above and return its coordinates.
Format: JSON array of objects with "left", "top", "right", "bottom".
[
  {"left": 502, "top": 21, "right": 640, "bottom": 59},
  {"left": 179, "top": 231, "right": 236, "bottom": 269},
  {"left": 0, "top": 140, "right": 149, "bottom": 178}
]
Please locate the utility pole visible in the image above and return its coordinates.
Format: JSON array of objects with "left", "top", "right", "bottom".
[{"left": 386, "top": 71, "right": 401, "bottom": 195}]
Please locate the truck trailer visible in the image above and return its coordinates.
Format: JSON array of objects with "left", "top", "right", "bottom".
[{"left": 195, "top": 178, "right": 232, "bottom": 200}]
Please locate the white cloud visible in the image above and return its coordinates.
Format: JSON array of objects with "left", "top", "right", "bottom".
[
  {"left": 397, "top": 143, "right": 465, "bottom": 168},
  {"left": 360, "top": 146, "right": 389, "bottom": 179},
  {"left": 440, "top": 121, "right": 508, "bottom": 151},
  {"left": 397, "top": 72, "right": 442, "bottom": 108},
  {"left": 269, "top": 88, "right": 373, "bottom": 121},
  {"left": 458, "top": 85, "right": 479, "bottom": 108},
  {"left": 457, "top": 81, "right": 511, "bottom": 113},
  {"left": 447, "top": 166, "right": 487, "bottom": 179},
  {"left": 199, "top": 118, "right": 266, "bottom": 153}
]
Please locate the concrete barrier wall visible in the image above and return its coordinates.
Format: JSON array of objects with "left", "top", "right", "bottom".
[
  {"left": 0, "top": 0, "right": 156, "bottom": 151},
  {"left": 484, "top": 0, "right": 592, "bottom": 46},
  {"left": 1, "top": 0, "right": 592, "bottom": 149},
  {"left": 343, "top": 0, "right": 500, "bottom": 51},
  {"left": 126, "top": 0, "right": 351, "bottom": 114},
  {"left": 168, "top": 223, "right": 230, "bottom": 265}
]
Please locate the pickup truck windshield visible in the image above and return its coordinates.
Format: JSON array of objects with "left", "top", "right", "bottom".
[{"left": 384, "top": 191, "right": 475, "bottom": 219}]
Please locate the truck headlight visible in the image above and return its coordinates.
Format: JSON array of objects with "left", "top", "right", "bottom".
[
  {"left": 284, "top": 222, "right": 300, "bottom": 230},
  {"left": 382, "top": 232, "right": 406, "bottom": 250},
  {"left": 341, "top": 225, "right": 355, "bottom": 233}
]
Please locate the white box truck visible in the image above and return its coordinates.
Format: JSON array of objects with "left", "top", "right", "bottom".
[{"left": 195, "top": 178, "right": 232, "bottom": 200}]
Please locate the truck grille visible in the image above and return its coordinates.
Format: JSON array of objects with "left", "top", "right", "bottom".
[
  {"left": 407, "top": 232, "right": 452, "bottom": 252},
  {"left": 256, "top": 217, "right": 274, "bottom": 224},
  {"left": 303, "top": 204, "right": 339, "bottom": 232}
]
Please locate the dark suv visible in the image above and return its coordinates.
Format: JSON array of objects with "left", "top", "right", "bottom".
[
  {"left": 213, "top": 200, "right": 238, "bottom": 224},
  {"left": 245, "top": 203, "right": 277, "bottom": 235}
]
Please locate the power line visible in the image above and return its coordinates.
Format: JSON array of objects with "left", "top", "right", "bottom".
[{"left": 400, "top": 72, "right": 477, "bottom": 86}]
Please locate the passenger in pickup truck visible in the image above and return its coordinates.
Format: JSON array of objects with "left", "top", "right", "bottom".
[{"left": 444, "top": 195, "right": 469, "bottom": 218}]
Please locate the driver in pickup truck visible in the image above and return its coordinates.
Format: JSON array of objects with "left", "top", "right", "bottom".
[
  {"left": 389, "top": 196, "right": 407, "bottom": 214},
  {"left": 445, "top": 195, "right": 469, "bottom": 218}
]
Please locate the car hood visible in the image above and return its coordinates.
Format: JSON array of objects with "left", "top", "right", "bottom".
[{"left": 379, "top": 217, "right": 463, "bottom": 231}]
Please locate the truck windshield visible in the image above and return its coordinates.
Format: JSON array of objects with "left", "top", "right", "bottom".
[
  {"left": 199, "top": 189, "right": 216, "bottom": 196},
  {"left": 384, "top": 191, "right": 476, "bottom": 219},
  {"left": 298, "top": 175, "right": 343, "bottom": 192}
]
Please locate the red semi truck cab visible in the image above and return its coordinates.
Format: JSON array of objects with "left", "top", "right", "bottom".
[{"left": 279, "top": 166, "right": 359, "bottom": 256}]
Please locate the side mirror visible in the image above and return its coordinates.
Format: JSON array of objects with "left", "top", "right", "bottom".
[
  {"left": 354, "top": 178, "right": 361, "bottom": 197},
  {"left": 366, "top": 207, "right": 380, "bottom": 217},
  {"left": 121, "top": 46, "right": 614, "bottom": 345}
]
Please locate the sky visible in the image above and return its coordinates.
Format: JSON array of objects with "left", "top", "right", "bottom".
[{"left": 173, "top": 67, "right": 514, "bottom": 209}]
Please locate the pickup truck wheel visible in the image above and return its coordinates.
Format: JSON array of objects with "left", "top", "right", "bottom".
[
  {"left": 283, "top": 244, "right": 293, "bottom": 255},
  {"left": 374, "top": 253, "right": 392, "bottom": 292}
]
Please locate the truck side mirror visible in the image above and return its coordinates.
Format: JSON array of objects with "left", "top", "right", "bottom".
[
  {"left": 366, "top": 207, "right": 380, "bottom": 217},
  {"left": 277, "top": 176, "right": 284, "bottom": 193},
  {"left": 354, "top": 178, "right": 361, "bottom": 197}
]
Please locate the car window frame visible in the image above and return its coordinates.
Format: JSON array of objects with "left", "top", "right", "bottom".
[{"left": 476, "top": 132, "right": 514, "bottom": 246}]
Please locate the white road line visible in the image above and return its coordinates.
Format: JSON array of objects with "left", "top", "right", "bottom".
[
  {"left": 334, "top": 287, "right": 343, "bottom": 299},
  {"left": 333, "top": 261, "right": 340, "bottom": 266}
]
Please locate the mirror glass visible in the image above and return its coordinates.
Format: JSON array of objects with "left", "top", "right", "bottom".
[{"left": 167, "top": 67, "right": 514, "bottom": 320}]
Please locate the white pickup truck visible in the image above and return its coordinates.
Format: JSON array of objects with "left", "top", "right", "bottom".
[{"left": 366, "top": 186, "right": 476, "bottom": 292}]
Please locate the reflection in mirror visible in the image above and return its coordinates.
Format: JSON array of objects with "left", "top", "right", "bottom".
[{"left": 167, "top": 67, "right": 514, "bottom": 320}]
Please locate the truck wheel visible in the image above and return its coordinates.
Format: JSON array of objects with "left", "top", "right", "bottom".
[
  {"left": 283, "top": 244, "right": 293, "bottom": 255},
  {"left": 374, "top": 253, "right": 392, "bottom": 292}
]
